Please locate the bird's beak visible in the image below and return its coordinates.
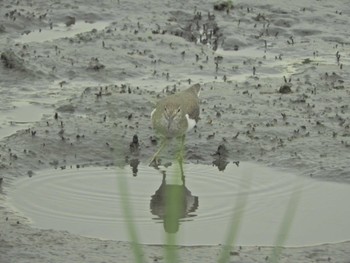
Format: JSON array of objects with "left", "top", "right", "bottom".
[{"left": 167, "top": 118, "right": 173, "bottom": 131}]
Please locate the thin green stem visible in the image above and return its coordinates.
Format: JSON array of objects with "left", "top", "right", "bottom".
[
  {"left": 163, "top": 139, "right": 187, "bottom": 263},
  {"left": 218, "top": 173, "right": 251, "bottom": 263},
  {"left": 109, "top": 99, "right": 145, "bottom": 262},
  {"left": 116, "top": 172, "right": 145, "bottom": 263},
  {"left": 269, "top": 179, "right": 303, "bottom": 263},
  {"left": 164, "top": 235, "right": 179, "bottom": 263},
  {"left": 164, "top": 185, "right": 181, "bottom": 263}
]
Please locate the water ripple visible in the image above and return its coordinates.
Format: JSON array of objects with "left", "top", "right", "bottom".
[{"left": 6, "top": 162, "right": 350, "bottom": 246}]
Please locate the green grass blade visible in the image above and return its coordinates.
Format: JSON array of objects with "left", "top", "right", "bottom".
[
  {"left": 164, "top": 188, "right": 181, "bottom": 263},
  {"left": 116, "top": 170, "right": 145, "bottom": 263},
  {"left": 164, "top": 232, "right": 179, "bottom": 263},
  {"left": 163, "top": 159, "right": 185, "bottom": 263},
  {"left": 108, "top": 96, "right": 145, "bottom": 262},
  {"left": 269, "top": 178, "right": 303, "bottom": 263},
  {"left": 218, "top": 171, "right": 252, "bottom": 263}
]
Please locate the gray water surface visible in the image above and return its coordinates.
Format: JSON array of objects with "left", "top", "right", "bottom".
[{"left": 7, "top": 162, "right": 350, "bottom": 246}]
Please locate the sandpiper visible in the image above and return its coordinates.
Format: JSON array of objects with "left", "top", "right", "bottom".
[{"left": 150, "top": 83, "right": 200, "bottom": 165}]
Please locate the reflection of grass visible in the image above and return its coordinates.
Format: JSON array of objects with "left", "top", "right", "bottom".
[
  {"left": 116, "top": 155, "right": 301, "bottom": 263},
  {"left": 164, "top": 183, "right": 181, "bottom": 263}
]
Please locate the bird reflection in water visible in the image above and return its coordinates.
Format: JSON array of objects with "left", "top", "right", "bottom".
[{"left": 150, "top": 163, "right": 199, "bottom": 234}]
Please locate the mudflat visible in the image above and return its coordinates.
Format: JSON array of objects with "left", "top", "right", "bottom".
[{"left": 1, "top": 0, "right": 350, "bottom": 262}]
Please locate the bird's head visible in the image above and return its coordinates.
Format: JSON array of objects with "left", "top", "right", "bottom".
[{"left": 164, "top": 104, "right": 182, "bottom": 130}]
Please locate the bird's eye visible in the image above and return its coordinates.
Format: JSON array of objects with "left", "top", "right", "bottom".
[{"left": 177, "top": 108, "right": 181, "bottom": 113}]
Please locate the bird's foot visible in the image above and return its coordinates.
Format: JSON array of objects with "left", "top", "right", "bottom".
[{"left": 149, "top": 156, "right": 161, "bottom": 167}]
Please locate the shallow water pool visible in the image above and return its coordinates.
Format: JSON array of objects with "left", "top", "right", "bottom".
[{"left": 6, "top": 162, "right": 350, "bottom": 246}]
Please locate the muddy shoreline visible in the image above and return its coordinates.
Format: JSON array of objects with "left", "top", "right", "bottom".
[{"left": 1, "top": 0, "right": 350, "bottom": 262}]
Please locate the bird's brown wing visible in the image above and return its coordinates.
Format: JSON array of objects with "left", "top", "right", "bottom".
[{"left": 184, "top": 95, "right": 200, "bottom": 122}]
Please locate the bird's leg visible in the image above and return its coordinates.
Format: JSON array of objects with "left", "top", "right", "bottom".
[
  {"left": 177, "top": 154, "right": 185, "bottom": 183},
  {"left": 149, "top": 138, "right": 167, "bottom": 166},
  {"left": 176, "top": 134, "right": 186, "bottom": 164}
]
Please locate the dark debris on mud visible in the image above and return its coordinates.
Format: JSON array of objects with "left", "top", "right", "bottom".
[
  {"left": 164, "top": 10, "right": 222, "bottom": 50},
  {"left": 0, "top": 77, "right": 349, "bottom": 185},
  {"left": 1, "top": 50, "right": 26, "bottom": 70},
  {"left": 1, "top": 0, "right": 350, "bottom": 262}
]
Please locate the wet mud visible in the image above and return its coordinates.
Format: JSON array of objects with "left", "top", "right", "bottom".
[{"left": 1, "top": 0, "right": 350, "bottom": 262}]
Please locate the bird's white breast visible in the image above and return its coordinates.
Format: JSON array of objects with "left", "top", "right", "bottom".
[{"left": 185, "top": 114, "right": 196, "bottom": 132}]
